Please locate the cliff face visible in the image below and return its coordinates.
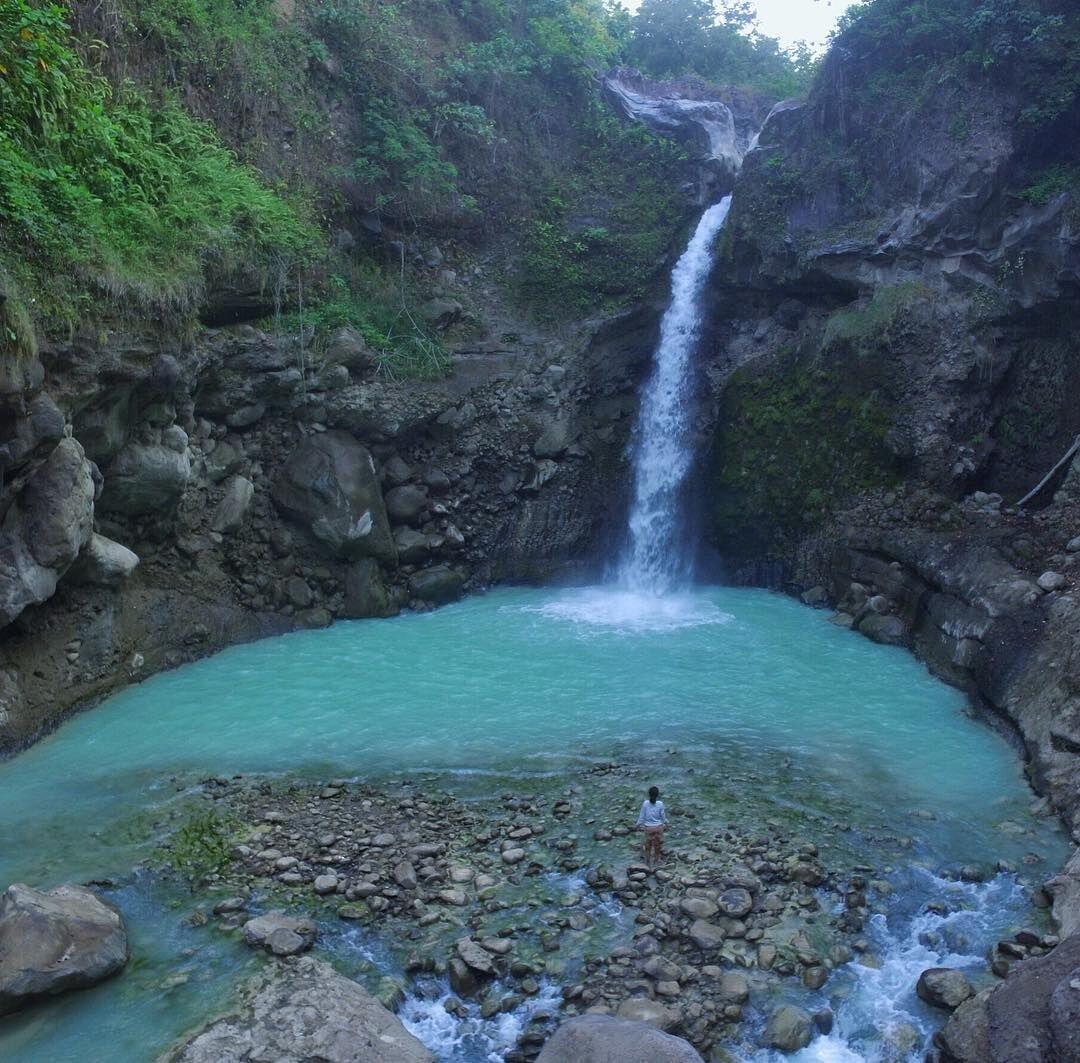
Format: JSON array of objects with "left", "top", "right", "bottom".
[{"left": 698, "top": 25, "right": 1080, "bottom": 835}]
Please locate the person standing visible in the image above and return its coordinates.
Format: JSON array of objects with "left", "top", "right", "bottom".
[{"left": 636, "top": 785, "right": 667, "bottom": 867}]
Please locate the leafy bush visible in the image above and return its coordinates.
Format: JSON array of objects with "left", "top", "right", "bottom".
[{"left": 0, "top": 0, "right": 319, "bottom": 322}]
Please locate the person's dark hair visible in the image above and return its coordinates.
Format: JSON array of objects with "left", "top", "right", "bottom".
[{"left": 648, "top": 786, "right": 659, "bottom": 803}]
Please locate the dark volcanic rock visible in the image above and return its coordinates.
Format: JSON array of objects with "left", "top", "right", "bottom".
[{"left": 272, "top": 431, "right": 396, "bottom": 564}]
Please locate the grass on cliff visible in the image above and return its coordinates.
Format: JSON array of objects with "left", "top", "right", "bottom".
[{"left": 0, "top": 0, "right": 320, "bottom": 325}]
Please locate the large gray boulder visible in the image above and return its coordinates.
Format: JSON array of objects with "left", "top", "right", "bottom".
[
  {"left": 408, "top": 565, "right": 465, "bottom": 605},
  {"left": 537, "top": 1014, "right": 703, "bottom": 1063},
  {"left": 0, "top": 437, "right": 96, "bottom": 626},
  {"left": 210, "top": 475, "right": 254, "bottom": 534},
  {"left": 342, "top": 558, "right": 395, "bottom": 619},
  {"left": 917, "top": 967, "right": 974, "bottom": 1011},
  {"left": 161, "top": 955, "right": 432, "bottom": 1062},
  {"left": 764, "top": 1004, "right": 814, "bottom": 1052},
  {"left": 100, "top": 442, "right": 191, "bottom": 515},
  {"left": 272, "top": 431, "right": 395, "bottom": 564},
  {"left": 0, "top": 882, "right": 129, "bottom": 1014},
  {"left": 66, "top": 533, "right": 139, "bottom": 587}
]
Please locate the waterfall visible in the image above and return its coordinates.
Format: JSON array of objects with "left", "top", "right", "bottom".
[{"left": 618, "top": 196, "right": 732, "bottom": 595}]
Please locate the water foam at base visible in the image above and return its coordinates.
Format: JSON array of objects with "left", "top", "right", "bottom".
[{"left": 529, "top": 586, "right": 734, "bottom": 632}]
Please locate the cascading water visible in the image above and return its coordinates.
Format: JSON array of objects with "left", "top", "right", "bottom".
[{"left": 618, "top": 195, "right": 732, "bottom": 594}]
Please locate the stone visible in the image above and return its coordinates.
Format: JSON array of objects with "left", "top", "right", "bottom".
[
  {"left": 162, "top": 956, "right": 431, "bottom": 1062},
  {"left": 204, "top": 441, "right": 243, "bottom": 484},
  {"left": 66, "top": 533, "right": 139, "bottom": 587},
  {"left": 272, "top": 432, "right": 395, "bottom": 564},
  {"left": 162, "top": 424, "right": 190, "bottom": 453},
  {"left": 394, "top": 527, "right": 431, "bottom": 564},
  {"left": 101, "top": 443, "right": 191, "bottom": 515},
  {"left": 313, "top": 875, "right": 338, "bottom": 895},
  {"left": 285, "top": 576, "right": 314, "bottom": 609},
  {"left": 687, "top": 919, "right": 725, "bottom": 950},
  {"left": 501, "top": 848, "right": 526, "bottom": 865},
  {"left": 916, "top": 967, "right": 974, "bottom": 1010},
  {"left": 210, "top": 476, "right": 254, "bottom": 533},
  {"left": 856, "top": 611, "right": 907, "bottom": 646},
  {"left": 933, "top": 990, "right": 991, "bottom": 1063},
  {"left": 680, "top": 896, "right": 719, "bottom": 920},
  {"left": 536, "top": 1014, "right": 703, "bottom": 1063},
  {"left": 717, "top": 972, "right": 749, "bottom": 1003},
  {"left": 0, "top": 882, "right": 128, "bottom": 1014},
  {"left": 324, "top": 327, "right": 376, "bottom": 374},
  {"left": 385, "top": 484, "right": 429, "bottom": 526},
  {"left": 533, "top": 420, "right": 572, "bottom": 458},
  {"left": 0, "top": 437, "right": 96, "bottom": 627},
  {"left": 615, "top": 996, "right": 677, "bottom": 1030},
  {"left": 423, "top": 467, "right": 451, "bottom": 495},
  {"left": 342, "top": 558, "right": 394, "bottom": 619},
  {"left": 242, "top": 911, "right": 316, "bottom": 954},
  {"left": 1038, "top": 571, "right": 1067, "bottom": 592},
  {"left": 800, "top": 586, "right": 828, "bottom": 606},
  {"left": 802, "top": 966, "right": 828, "bottom": 990},
  {"left": 1067, "top": 536, "right": 1080, "bottom": 553},
  {"left": 456, "top": 937, "right": 496, "bottom": 976},
  {"left": 409, "top": 565, "right": 465, "bottom": 605},
  {"left": 717, "top": 887, "right": 753, "bottom": 918},
  {"left": 227, "top": 403, "right": 266, "bottom": 430},
  {"left": 764, "top": 1005, "right": 813, "bottom": 1052},
  {"left": 393, "top": 861, "right": 418, "bottom": 890},
  {"left": 420, "top": 298, "right": 462, "bottom": 328}
]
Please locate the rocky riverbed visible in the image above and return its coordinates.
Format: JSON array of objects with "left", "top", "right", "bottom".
[{"left": 126, "top": 751, "right": 1064, "bottom": 1061}]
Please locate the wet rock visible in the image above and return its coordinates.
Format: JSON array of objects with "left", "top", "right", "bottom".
[
  {"left": 313, "top": 874, "right": 338, "bottom": 895},
  {"left": 393, "top": 861, "right": 418, "bottom": 890},
  {"left": 856, "top": 611, "right": 907, "bottom": 646},
  {"left": 917, "top": 967, "right": 974, "bottom": 1010},
  {"left": 66, "top": 533, "right": 139, "bottom": 587},
  {"left": 162, "top": 955, "right": 431, "bottom": 1062},
  {"left": 0, "top": 882, "right": 129, "bottom": 1014},
  {"left": 242, "top": 911, "right": 316, "bottom": 954},
  {"left": 272, "top": 431, "right": 395, "bottom": 563},
  {"left": 343, "top": 558, "right": 394, "bottom": 619},
  {"left": 409, "top": 565, "right": 465, "bottom": 605},
  {"left": 394, "top": 527, "right": 431, "bottom": 565},
  {"left": 537, "top": 1014, "right": 704, "bottom": 1063},
  {"left": 802, "top": 966, "right": 828, "bottom": 991},
  {"left": 456, "top": 937, "right": 496, "bottom": 976},
  {"left": 717, "top": 972, "right": 749, "bottom": 1003},
  {"left": 764, "top": 1004, "right": 813, "bottom": 1052},
  {"left": 933, "top": 989, "right": 991, "bottom": 1062}
]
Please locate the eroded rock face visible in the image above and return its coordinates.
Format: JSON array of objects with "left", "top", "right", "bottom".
[
  {"left": 0, "top": 882, "right": 129, "bottom": 1014},
  {"left": 161, "top": 955, "right": 432, "bottom": 1063},
  {"left": 537, "top": 1014, "right": 704, "bottom": 1063},
  {"left": 100, "top": 442, "right": 191, "bottom": 515},
  {"left": 272, "top": 431, "right": 396, "bottom": 564},
  {"left": 0, "top": 437, "right": 95, "bottom": 627}
]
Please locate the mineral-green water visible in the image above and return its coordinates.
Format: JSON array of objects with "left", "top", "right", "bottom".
[{"left": 0, "top": 586, "right": 1067, "bottom": 1061}]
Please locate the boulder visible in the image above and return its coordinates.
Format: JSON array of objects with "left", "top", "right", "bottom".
[
  {"left": 385, "top": 484, "right": 429, "bottom": 526},
  {"left": 0, "top": 882, "right": 129, "bottom": 1014},
  {"left": 536, "top": 1014, "right": 704, "bottom": 1063},
  {"left": 764, "top": 1005, "right": 813, "bottom": 1052},
  {"left": 456, "top": 937, "right": 496, "bottom": 976},
  {"left": 100, "top": 443, "right": 190, "bottom": 515},
  {"left": 717, "top": 887, "right": 753, "bottom": 918},
  {"left": 324, "top": 326, "right": 376, "bottom": 374},
  {"left": 534, "top": 420, "right": 573, "bottom": 458},
  {"left": 1047, "top": 848, "right": 1080, "bottom": 937},
  {"left": 242, "top": 911, "right": 316, "bottom": 955},
  {"left": 204, "top": 440, "right": 243, "bottom": 484},
  {"left": 66, "top": 533, "right": 139, "bottom": 588},
  {"left": 680, "top": 896, "right": 718, "bottom": 920},
  {"left": 210, "top": 476, "right": 254, "bottom": 534},
  {"left": 933, "top": 990, "right": 992, "bottom": 1063},
  {"left": 1038, "top": 571, "right": 1067, "bottom": 593},
  {"left": 856, "top": 611, "right": 907, "bottom": 645},
  {"left": 0, "top": 438, "right": 96, "bottom": 627},
  {"left": 917, "top": 967, "right": 974, "bottom": 1011},
  {"left": 272, "top": 431, "right": 395, "bottom": 564},
  {"left": 162, "top": 955, "right": 432, "bottom": 1062},
  {"left": 342, "top": 558, "right": 395, "bottom": 619},
  {"left": 687, "top": 919, "right": 725, "bottom": 950},
  {"left": 394, "top": 527, "right": 431, "bottom": 565},
  {"left": 409, "top": 565, "right": 465, "bottom": 605}
]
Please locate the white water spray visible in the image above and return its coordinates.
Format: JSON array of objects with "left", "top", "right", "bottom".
[{"left": 618, "top": 196, "right": 732, "bottom": 594}]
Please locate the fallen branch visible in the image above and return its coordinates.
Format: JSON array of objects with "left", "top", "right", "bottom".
[{"left": 1016, "top": 434, "right": 1080, "bottom": 508}]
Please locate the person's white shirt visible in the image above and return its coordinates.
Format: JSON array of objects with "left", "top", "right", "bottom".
[{"left": 636, "top": 798, "right": 667, "bottom": 828}]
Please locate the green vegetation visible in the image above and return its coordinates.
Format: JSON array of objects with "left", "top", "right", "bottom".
[
  {"left": 834, "top": 0, "right": 1080, "bottom": 130},
  {"left": 1019, "top": 164, "right": 1080, "bottom": 206},
  {"left": 0, "top": 0, "right": 319, "bottom": 323},
  {"left": 711, "top": 347, "right": 900, "bottom": 556},
  {"left": 625, "top": 0, "right": 815, "bottom": 97},
  {"left": 822, "top": 282, "right": 932, "bottom": 351},
  {"left": 167, "top": 810, "right": 234, "bottom": 881}
]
